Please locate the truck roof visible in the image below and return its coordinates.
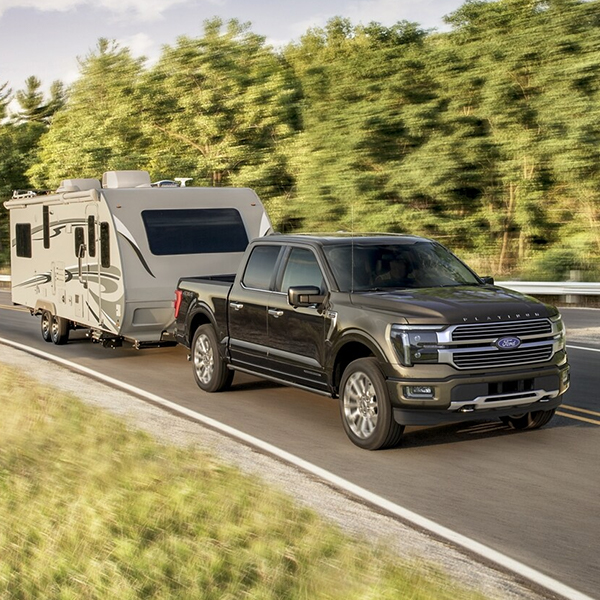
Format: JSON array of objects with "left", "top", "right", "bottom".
[{"left": 260, "top": 233, "right": 433, "bottom": 246}]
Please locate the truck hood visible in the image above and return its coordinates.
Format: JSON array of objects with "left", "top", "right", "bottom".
[{"left": 349, "top": 285, "right": 556, "bottom": 325}]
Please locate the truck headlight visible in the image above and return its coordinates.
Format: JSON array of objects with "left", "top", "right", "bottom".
[
  {"left": 390, "top": 324, "right": 445, "bottom": 367},
  {"left": 551, "top": 313, "right": 566, "bottom": 350}
]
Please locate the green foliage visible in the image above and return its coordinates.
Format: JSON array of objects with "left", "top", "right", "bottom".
[
  {"left": 0, "top": 81, "right": 12, "bottom": 120},
  {"left": 28, "top": 39, "right": 147, "bottom": 188},
  {"left": 139, "top": 18, "right": 299, "bottom": 213},
  {"left": 0, "top": 2, "right": 599, "bottom": 279},
  {"left": 0, "top": 367, "right": 487, "bottom": 600}
]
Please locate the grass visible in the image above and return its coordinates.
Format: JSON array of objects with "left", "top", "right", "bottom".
[{"left": 0, "top": 366, "right": 488, "bottom": 600}]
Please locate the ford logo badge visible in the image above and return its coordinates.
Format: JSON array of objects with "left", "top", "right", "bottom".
[{"left": 496, "top": 336, "right": 521, "bottom": 350}]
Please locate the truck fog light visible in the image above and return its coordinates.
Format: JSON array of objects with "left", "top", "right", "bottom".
[{"left": 404, "top": 386, "right": 435, "bottom": 399}]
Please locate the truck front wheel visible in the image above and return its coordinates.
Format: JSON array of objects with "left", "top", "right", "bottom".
[
  {"left": 501, "top": 408, "right": 556, "bottom": 430},
  {"left": 339, "top": 358, "right": 404, "bottom": 450},
  {"left": 192, "top": 325, "right": 233, "bottom": 393}
]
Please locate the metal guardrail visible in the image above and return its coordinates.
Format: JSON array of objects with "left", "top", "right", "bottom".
[
  {"left": 499, "top": 281, "right": 600, "bottom": 296},
  {"left": 0, "top": 274, "right": 598, "bottom": 294}
]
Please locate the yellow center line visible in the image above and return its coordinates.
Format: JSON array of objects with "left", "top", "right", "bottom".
[
  {"left": 561, "top": 404, "right": 600, "bottom": 418},
  {"left": 556, "top": 411, "right": 600, "bottom": 426}
]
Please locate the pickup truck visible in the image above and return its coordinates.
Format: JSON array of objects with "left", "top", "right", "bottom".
[{"left": 174, "top": 234, "right": 570, "bottom": 450}]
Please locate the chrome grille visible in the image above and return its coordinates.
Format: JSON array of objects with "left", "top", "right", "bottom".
[
  {"left": 452, "top": 318, "right": 552, "bottom": 341},
  {"left": 453, "top": 344, "right": 553, "bottom": 369}
]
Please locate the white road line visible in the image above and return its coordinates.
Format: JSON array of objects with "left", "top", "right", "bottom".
[
  {"left": 0, "top": 336, "right": 595, "bottom": 600},
  {"left": 567, "top": 344, "right": 600, "bottom": 353}
]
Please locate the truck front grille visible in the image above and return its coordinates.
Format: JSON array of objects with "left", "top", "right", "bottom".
[
  {"left": 452, "top": 344, "right": 554, "bottom": 369},
  {"left": 452, "top": 319, "right": 552, "bottom": 341},
  {"left": 439, "top": 318, "right": 559, "bottom": 370}
]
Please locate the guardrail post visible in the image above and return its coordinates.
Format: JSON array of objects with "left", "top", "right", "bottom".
[{"left": 566, "top": 270, "right": 582, "bottom": 305}]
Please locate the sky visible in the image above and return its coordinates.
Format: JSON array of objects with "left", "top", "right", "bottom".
[{"left": 0, "top": 0, "right": 466, "bottom": 102}]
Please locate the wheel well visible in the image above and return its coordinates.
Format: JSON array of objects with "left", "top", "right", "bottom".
[
  {"left": 332, "top": 342, "right": 375, "bottom": 395},
  {"left": 189, "top": 312, "right": 211, "bottom": 343}
]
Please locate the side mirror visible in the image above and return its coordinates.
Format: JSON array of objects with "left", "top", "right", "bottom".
[
  {"left": 288, "top": 286, "right": 326, "bottom": 308},
  {"left": 480, "top": 276, "right": 494, "bottom": 285}
]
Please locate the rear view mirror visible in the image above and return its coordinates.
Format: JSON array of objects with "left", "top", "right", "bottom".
[
  {"left": 480, "top": 276, "right": 494, "bottom": 285},
  {"left": 288, "top": 286, "right": 325, "bottom": 308}
]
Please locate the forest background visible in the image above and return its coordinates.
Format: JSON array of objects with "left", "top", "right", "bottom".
[{"left": 1, "top": 0, "right": 599, "bottom": 281}]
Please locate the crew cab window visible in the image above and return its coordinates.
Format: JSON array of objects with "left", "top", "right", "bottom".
[
  {"left": 242, "top": 245, "right": 281, "bottom": 290},
  {"left": 279, "top": 247, "right": 325, "bottom": 293}
]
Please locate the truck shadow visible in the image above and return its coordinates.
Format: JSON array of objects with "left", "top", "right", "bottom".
[{"left": 400, "top": 414, "right": 589, "bottom": 449}]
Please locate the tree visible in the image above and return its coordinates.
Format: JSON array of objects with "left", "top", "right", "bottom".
[
  {"left": 0, "top": 81, "right": 11, "bottom": 120},
  {"left": 139, "top": 18, "right": 299, "bottom": 219},
  {"left": 28, "top": 39, "right": 147, "bottom": 187}
]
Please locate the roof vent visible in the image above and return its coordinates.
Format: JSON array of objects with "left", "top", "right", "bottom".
[
  {"left": 102, "top": 170, "right": 152, "bottom": 189},
  {"left": 57, "top": 178, "right": 101, "bottom": 192}
]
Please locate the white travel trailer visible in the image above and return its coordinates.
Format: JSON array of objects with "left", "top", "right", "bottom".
[{"left": 5, "top": 170, "right": 272, "bottom": 347}]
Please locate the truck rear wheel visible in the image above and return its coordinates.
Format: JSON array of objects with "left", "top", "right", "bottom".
[
  {"left": 41, "top": 311, "right": 52, "bottom": 342},
  {"left": 502, "top": 408, "right": 556, "bottom": 430},
  {"left": 50, "top": 315, "right": 69, "bottom": 345},
  {"left": 192, "top": 324, "right": 233, "bottom": 393},
  {"left": 339, "top": 358, "right": 404, "bottom": 450}
]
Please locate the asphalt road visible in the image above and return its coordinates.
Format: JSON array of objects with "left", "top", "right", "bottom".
[{"left": 1, "top": 290, "right": 599, "bottom": 599}]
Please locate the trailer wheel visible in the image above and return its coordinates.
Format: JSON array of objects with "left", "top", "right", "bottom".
[
  {"left": 41, "top": 311, "right": 52, "bottom": 343},
  {"left": 191, "top": 324, "right": 233, "bottom": 393},
  {"left": 50, "top": 315, "right": 69, "bottom": 345}
]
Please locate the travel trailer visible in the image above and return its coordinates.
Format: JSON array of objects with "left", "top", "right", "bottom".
[{"left": 5, "top": 170, "right": 272, "bottom": 347}]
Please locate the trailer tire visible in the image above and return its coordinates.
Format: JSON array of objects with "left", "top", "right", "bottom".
[
  {"left": 50, "top": 315, "right": 69, "bottom": 345},
  {"left": 41, "top": 311, "right": 52, "bottom": 342},
  {"left": 192, "top": 324, "right": 233, "bottom": 393}
]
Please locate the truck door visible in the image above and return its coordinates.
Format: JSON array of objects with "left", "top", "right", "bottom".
[
  {"left": 228, "top": 244, "right": 282, "bottom": 374},
  {"left": 266, "top": 246, "right": 329, "bottom": 392}
]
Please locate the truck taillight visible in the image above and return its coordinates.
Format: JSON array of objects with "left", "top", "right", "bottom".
[{"left": 173, "top": 290, "right": 183, "bottom": 319}]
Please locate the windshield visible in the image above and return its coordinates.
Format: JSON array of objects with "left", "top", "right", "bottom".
[{"left": 323, "top": 241, "right": 481, "bottom": 292}]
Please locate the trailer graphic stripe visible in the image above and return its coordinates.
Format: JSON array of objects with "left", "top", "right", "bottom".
[{"left": 114, "top": 216, "right": 155, "bottom": 278}]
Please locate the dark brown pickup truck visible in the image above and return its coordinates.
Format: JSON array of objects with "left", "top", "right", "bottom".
[{"left": 174, "top": 234, "right": 570, "bottom": 449}]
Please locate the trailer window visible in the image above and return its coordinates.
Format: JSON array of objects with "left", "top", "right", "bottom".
[
  {"left": 88, "top": 216, "right": 96, "bottom": 257},
  {"left": 16, "top": 223, "right": 32, "bottom": 258},
  {"left": 43, "top": 206, "right": 50, "bottom": 249},
  {"left": 142, "top": 209, "right": 249, "bottom": 255},
  {"left": 74, "top": 227, "right": 85, "bottom": 257},
  {"left": 100, "top": 222, "right": 110, "bottom": 268}
]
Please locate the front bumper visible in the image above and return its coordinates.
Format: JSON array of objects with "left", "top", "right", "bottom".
[{"left": 387, "top": 362, "right": 570, "bottom": 426}]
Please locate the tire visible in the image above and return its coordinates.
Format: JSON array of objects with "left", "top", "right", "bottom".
[
  {"left": 50, "top": 315, "right": 69, "bottom": 345},
  {"left": 41, "top": 311, "right": 52, "bottom": 342},
  {"left": 191, "top": 324, "right": 233, "bottom": 393},
  {"left": 502, "top": 408, "right": 556, "bottom": 430},
  {"left": 339, "top": 358, "right": 404, "bottom": 450}
]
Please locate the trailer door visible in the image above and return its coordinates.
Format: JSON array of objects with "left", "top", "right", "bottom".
[{"left": 83, "top": 206, "right": 101, "bottom": 325}]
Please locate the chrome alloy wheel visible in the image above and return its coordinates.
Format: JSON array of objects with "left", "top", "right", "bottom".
[
  {"left": 51, "top": 316, "right": 60, "bottom": 341},
  {"left": 41, "top": 311, "right": 51, "bottom": 341},
  {"left": 193, "top": 332, "right": 215, "bottom": 385},
  {"left": 342, "top": 371, "right": 379, "bottom": 439}
]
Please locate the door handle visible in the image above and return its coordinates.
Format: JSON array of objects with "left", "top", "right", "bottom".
[
  {"left": 268, "top": 309, "right": 284, "bottom": 318},
  {"left": 230, "top": 302, "right": 244, "bottom": 311}
]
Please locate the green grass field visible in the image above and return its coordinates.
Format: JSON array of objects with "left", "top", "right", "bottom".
[{"left": 0, "top": 365, "right": 487, "bottom": 600}]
